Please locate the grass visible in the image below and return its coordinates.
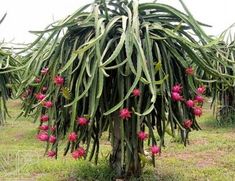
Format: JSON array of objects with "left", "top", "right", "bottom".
[
  {"left": 0, "top": 100, "right": 235, "bottom": 180},
  {"left": 155, "top": 103, "right": 235, "bottom": 181}
]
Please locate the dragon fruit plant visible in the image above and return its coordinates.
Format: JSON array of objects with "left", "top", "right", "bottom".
[
  {"left": 212, "top": 37, "right": 235, "bottom": 124},
  {"left": 0, "top": 48, "right": 20, "bottom": 125},
  {"left": 0, "top": 14, "right": 20, "bottom": 125},
  {"left": 17, "top": 0, "right": 234, "bottom": 178}
]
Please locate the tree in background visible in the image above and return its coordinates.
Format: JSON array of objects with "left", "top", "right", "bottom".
[
  {"left": 0, "top": 14, "right": 20, "bottom": 125},
  {"left": 213, "top": 30, "right": 235, "bottom": 125}
]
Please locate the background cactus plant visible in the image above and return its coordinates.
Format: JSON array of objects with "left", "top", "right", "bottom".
[{"left": 0, "top": 14, "right": 20, "bottom": 125}]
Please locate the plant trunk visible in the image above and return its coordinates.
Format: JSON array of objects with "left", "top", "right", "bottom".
[
  {"left": 110, "top": 116, "right": 123, "bottom": 177},
  {"left": 110, "top": 115, "right": 142, "bottom": 179}
]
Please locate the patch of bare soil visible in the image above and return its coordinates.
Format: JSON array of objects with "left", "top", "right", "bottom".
[
  {"left": 189, "top": 138, "right": 209, "bottom": 145},
  {"left": 7, "top": 100, "right": 22, "bottom": 108},
  {"left": 195, "top": 151, "right": 225, "bottom": 168},
  {"left": 14, "top": 133, "right": 25, "bottom": 140},
  {"left": 0, "top": 173, "right": 43, "bottom": 181},
  {"left": 160, "top": 149, "right": 226, "bottom": 168},
  {"left": 223, "top": 131, "right": 235, "bottom": 141}
]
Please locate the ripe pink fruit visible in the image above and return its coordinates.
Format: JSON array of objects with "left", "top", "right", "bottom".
[
  {"left": 41, "top": 67, "right": 49, "bottom": 75},
  {"left": 171, "top": 92, "right": 182, "bottom": 101},
  {"left": 137, "top": 131, "right": 148, "bottom": 141},
  {"left": 35, "top": 93, "right": 46, "bottom": 101},
  {"left": 183, "top": 119, "right": 193, "bottom": 129},
  {"left": 40, "top": 115, "right": 49, "bottom": 122},
  {"left": 37, "top": 133, "right": 49, "bottom": 141},
  {"left": 47, "top": 151, "right": 56, "bottom": 158},
  {"left": 54, "top": 75, "right": 64, "bottom": 86},
  {"left": 151, "top": 145, "right": 160, "bottom": 155},
  {"left": 195, "top": 95, "right": 204, "bottom": 103},
  {"left": 77, "top": 117, "right": 89, "bottom": 126},
  {"left": 68, "top": 132, "right": 77, "bottom": 142},
  {"left": 196, "top": 86, "right": 206, "bottom": 95},
  {"left": 186, "top": 99, "right": 194, "bottom": 108},
  {"left": 43, "top": 101, "right": 53, "bottom": 108},
  {"left": 193, "top": 107, "right": 202, "bottom": 117},
  {"left": 34, "top": 77, "right": 41, "bottom": 83},
  {"left": 172, "top": 84, "right": 182, "bottom": 93},
  {"left": 119, "top": 108, "right": 132, "bottom": 120},
  {"left": 185, "top": 67, "right": 194, "bottom": 75},
  {"left": 49, "top": 135, "right": 57, "bottom": 143},
  {"left": 132, "top": 88, "right": 141, "bottom": 97},
  {"left": 72, "top": 147, "right": 86, "bottom": 159},
  {"left": 39, "top": 125, "right": 49, "bottom": 131}
]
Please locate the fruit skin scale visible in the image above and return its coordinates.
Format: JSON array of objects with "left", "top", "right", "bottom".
[
  {"left": 193, "top": 107, "right": 203, "bottom": 117},
  {"left": 119, "top": 108, "right": 132, "bottom": 120},
  {"left": 77, "top": 117, "right": 89, "bottom": 126},
  {"left": 132, "top": 88, "right": 141, "bottom": 97},
  {"left": 186, "top": 100, "right": 194, "bottom": 108},
  {"left": 68, "top": 132, "right": 77, "bottom": 142},
  {"left": 151, "top": 145, "right": 160, "bottom": 155},
  {"left": 54, "top": 75, "right": 64, "bottom": 86},
  {"left": 183, "top": 119, "right": 193, "bottom": 129},
  {"left": 137, "top": 131, "right": 148, "bottom": 141},
  {"left": 196, "top": 86, "right": 206, "bottom": 95}
]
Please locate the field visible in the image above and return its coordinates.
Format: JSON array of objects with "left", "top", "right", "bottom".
[{"left": 0, "top": 100, "right": 235, "bottom": 181}]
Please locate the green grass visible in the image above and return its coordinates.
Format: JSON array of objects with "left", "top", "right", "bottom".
[
  {"left": 0, "top": 100, "right": 235, "bottom": 180},
  {"left": 155, "top": 103, "right": 235, "bottom": 181}
]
